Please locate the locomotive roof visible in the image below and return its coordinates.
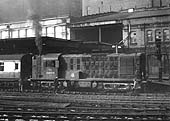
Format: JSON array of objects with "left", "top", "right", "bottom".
[
  {"left": 0, "top": 54, "right": 25, "bottom": 60},
  {"left": 62, "top": 54, "right": 91, "bottom": 57},
  {"left": 72, "top": 78, "right": 134, "bottom": 83},
  {"left": 107, "top": 53, "right": 142, "bottom": 57}
]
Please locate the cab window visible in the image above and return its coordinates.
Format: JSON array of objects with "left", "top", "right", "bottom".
[{"left": 44, "top": 60, "right": 55, "bottom": 67}]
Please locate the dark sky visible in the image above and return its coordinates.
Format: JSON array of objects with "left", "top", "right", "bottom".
[{"left": 0, "top": 0, "right": 81, "bottom": 23}]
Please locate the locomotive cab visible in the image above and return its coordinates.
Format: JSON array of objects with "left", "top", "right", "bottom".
[
  {"left": 32, "top": 53, "right": 60, "bottom": 80},
  {"left": 30, "top": 53, "right": 60, "bottom": 92}
]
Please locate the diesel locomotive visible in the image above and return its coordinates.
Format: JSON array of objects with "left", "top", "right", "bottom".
[{"left": 0, "top": 52, "right": 146, "bottom": 93}]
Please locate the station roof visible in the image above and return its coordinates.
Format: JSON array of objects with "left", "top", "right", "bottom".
[
  {"left": 0, "top": 54, "right": 24, "bottom": 60},
  {"left": 0, "top": 37, "right": 113, "bottom": 54}
]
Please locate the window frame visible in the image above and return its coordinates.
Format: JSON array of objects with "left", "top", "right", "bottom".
[
  {"left": 0, "top": 62, "right": 4, "bottom": 71},
  {"left": 44, "top": 60, "right": 56, "bottom": 68},
  {"left": 163, "top": 29, "right": 170, "bottom": 42},
  {"left": 15, "top": 63, "right": 19, "bottom": 70},
  {"left": 146, "top": 30, "right": 153, "bottom": 42}
]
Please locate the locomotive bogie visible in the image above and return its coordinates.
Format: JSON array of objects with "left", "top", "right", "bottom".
[
  {"left": 103, "top": 83, "right": 133, "bottom": 92},
  {"left": 23, "top": 80, "right": 56, "bottom": 93}
]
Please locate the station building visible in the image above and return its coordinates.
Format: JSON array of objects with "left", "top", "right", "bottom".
[
  {"left": 0, "top": 16, "right": 70, "bottom": 40},
  {"left": 69, "top": 0, "right": 170, "bottom": 80},
  {"left": 0, "top": 0, "right": 82, "bottom": 40},
  {"left": 82, "top": 0, "right": 170, "bottom": 16},
  {"left": 70, "top": 0, "right": 170, "bottom": 51}
]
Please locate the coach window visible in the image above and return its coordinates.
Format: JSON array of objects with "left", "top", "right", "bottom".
[
  {"left": 163, "top": 29, "right": 170, "bottom": 41},
  {"left": 146, "top": 30, "right": 153, "bottom": 42},
  {"left": 15, "top": 63, "right": 19, "bottom": 70},
  {"left": 0, "top": 62, "right": 4, "bottom": 71}
]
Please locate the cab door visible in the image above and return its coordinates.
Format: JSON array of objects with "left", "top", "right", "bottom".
[{"left": 43, "top": 59, "right": 59, "bottom": 80}]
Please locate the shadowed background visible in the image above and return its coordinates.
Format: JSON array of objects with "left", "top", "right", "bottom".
[{"left": 0, "top": 0, "right": 82, "bottom": 23}]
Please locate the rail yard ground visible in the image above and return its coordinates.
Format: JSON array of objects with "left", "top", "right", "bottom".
[{"left": 0, "top": 92, "right": 169, "bottom": 120}]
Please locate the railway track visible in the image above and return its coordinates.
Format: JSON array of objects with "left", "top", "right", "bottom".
[
  {"left": 0, "top": 92, "right": 170, "bottom": 120},
  {"left": 0, "top": 100, "right": 169, "bottom": 121}
]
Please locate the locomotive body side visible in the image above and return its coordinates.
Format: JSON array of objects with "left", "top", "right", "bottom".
[
  {"left": 60, "top": 54, "right": 91, "bottom": 80},
  {"left": 58, "top": 53, "right": 144, "bottom": 92},
  {"left": 0, "top": 52, "right": 146, "bottom": 93},
  {"left": 103, "top": 53, "right": 143, "bottom": 91}
]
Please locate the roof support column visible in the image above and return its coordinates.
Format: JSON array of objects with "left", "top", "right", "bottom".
[
  {"left": 128, "top": 20, "right": 131, "bottom": 49},
  {"left": 99, "top": 27, "right": 102, "bottom": 43}
]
